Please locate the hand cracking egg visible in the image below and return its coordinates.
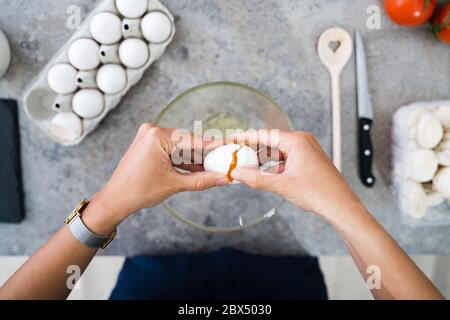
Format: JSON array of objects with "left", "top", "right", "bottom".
[{"left": 204, "top": 144, "right": 259, "bottom": 183}]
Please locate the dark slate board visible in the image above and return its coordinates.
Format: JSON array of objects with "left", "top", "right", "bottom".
[{"left": 0, "top": 99, "right": 24, "bottom": 223}]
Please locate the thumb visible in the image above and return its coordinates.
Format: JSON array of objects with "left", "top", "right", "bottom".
[
  {"left": 177, "top": 171, "right": 227, "bottom": 192},
  {"left": 231, "top": 167, "right": 280, "bottom": 193}
]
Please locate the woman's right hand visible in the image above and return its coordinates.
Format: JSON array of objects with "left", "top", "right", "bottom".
[{"left": 230, "top": 130, "right": 364, "bottom": 222}]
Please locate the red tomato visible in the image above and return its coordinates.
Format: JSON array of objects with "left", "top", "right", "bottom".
[
  {"left": 432, "top": 2, "right": 450, "bottom": 44},
  {"left": 384, "top": 0, "right": 437, "bottom": 26}
]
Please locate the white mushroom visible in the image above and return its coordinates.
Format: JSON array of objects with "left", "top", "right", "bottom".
[
  {"left": 400, "top": 181, "right": 427, "bottom": 219},
  {"left": 416, "top": 112, "right": 443, "bottom": 149},
  {"left": 432, "top": 167, "right": 450, "bottom": 198},
  {"left": 408, "top": 149, "right": 439, "bottom": 183},
  {"left": 433, "top": 107, "right": 450, "bottom": 130}
]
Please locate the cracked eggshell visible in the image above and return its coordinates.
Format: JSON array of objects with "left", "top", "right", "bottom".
[
  {"left": 141, "top": 11, "right": 172, "bottom": 43},
  {"left": 72, "top": 89, "right": 104, "bottom": 119},
  {"left": 96, "top": 64, "right": 127, "bottom": 94},
  {"left": 119, "top": 38, "right": 149, "bottom": 68},
  {"left": 115, "top": 0, "right": 148, "bottom": 18},
  {"left": 90, "top": 12, "right": 122, "bottom": 44},
  {"left": 47, "top": 63, "right": 78, "bottom": 95},
  {"left": 68, "top": 38, "right": 101, "bottom": 71},
  {"left": 204, "top": 144, "right": 259, "bottom": 179},
  {"left": 50, "top": 112, "right": 83, "bottom": 142}
]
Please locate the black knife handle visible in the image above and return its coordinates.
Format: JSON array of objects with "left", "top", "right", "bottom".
[{"left": 358, "top": 118, "right": 375, "bottom": 187}]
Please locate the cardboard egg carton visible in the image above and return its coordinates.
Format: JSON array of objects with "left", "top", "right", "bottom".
[
  {"left": 392, "top": 101, "right": 450, "bottom": 227},
  {"left": 22, "top": 0, "right": 175, "bottom": 146}
]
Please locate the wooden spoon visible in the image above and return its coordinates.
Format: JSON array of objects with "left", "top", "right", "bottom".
[{"left": 318, "top": 27, "right": 353, "bottom": 172}]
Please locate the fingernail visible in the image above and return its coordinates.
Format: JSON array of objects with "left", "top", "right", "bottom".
[{"left": 215, "top": 178, "right": 229, "bottom": 186}]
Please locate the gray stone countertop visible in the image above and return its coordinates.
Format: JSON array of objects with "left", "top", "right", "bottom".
[{"left": 0, "top": 0, "right": 449, "bottom": 256}]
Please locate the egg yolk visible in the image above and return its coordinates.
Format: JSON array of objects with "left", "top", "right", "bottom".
[{"left": 227, "top": 148, "right": 240, "bottom": 182}]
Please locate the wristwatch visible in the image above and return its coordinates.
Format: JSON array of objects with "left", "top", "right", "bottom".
[{"left": 64, "top": 199, "right": 116, "bottom": 249}]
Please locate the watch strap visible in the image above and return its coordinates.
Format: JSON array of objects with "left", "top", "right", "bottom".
[{"left": 65, "top": 199, "right": 116, "bottom": 249}]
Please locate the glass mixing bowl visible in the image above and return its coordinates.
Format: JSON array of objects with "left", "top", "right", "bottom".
[{"left": 156, "top": 82, "right": 293, "bottom": 232}]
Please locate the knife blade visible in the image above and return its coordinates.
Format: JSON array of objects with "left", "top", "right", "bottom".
[{"left": 355, "top": 31, "right": 375, "bottom": 188}]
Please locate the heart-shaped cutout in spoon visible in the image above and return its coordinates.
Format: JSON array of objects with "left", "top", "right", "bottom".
[{"left": 328, "top": 40, "right": 341, "bottom": 53}]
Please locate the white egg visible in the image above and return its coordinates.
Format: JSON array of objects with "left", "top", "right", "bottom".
[
  {"left": 119, "top": 38, "right": 149, "bottom": 68},
  {"left": 90, "top": 12, "right": 122, "bottom": 44},
  {"left": 72, "top": 89, "right": 104, "bottom": 119},
  {"left": 68, "top": 38, "right": 100, "bottom": 71},
  {"left": 0, "top": 28, "right": 11, "bottom": 79},
  {"left": 96, "top": 64, "right": 127, "bottom": 94},
  {"left": 50, "top": 112, "right": 83, "bottom": 142},
  {"left": 204, "top": 144, "right": 259, "bottom": 182},
  {"left": 47, "top": 63, "right": 78, "bottom": 95},
  {"left": 116, "top": 0, "right": 148, "bottom": 18},
  {"left": 141, "top": 11, "right": 173, "bottom": 43}
]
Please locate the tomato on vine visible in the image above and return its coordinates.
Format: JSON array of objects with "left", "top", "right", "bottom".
[{"left": 432, "top": 2, "right": 450, "bottom": 44}]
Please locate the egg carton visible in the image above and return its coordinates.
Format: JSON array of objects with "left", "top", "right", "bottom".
[
  {"left": 22, "top": 0, "right": 175, "bottom": 146},
  {"left": 392, "top": 101, "right": 450, "bottom": 227}
]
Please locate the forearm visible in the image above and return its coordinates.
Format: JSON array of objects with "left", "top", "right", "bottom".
[
  {"left": 0, "top": 194, "right": 123, "bottom": 300},
  {"left": 328, "top": 198, "right": 444, "bottom": 300}
]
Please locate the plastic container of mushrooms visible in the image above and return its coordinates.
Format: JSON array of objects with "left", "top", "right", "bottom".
[
  {"left": 392, "top": 101, "right": 450, "bottom": 227},
  {"left": 22, "top": 0, "right": 175, "bottom": 146}
]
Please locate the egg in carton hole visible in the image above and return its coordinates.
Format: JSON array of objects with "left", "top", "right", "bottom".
[
  {"left": 90, "top": 11, "right": 123, "bottom": 45},
  {"left": 115, "top": 0, "right": 148, "bottom": 19},
  {"left": 119, "top": 38, "right": 150, "bottom": 69},
  {"left": 68, "top": 38, "right": 101, "bottom": 71},
  {"left": 47, "top": 63, "right": 79, "bottom": 95}
]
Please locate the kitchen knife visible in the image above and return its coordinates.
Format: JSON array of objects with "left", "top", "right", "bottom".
[{"left": 355, "top": 31, "right": 375, "bottom": 187}]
